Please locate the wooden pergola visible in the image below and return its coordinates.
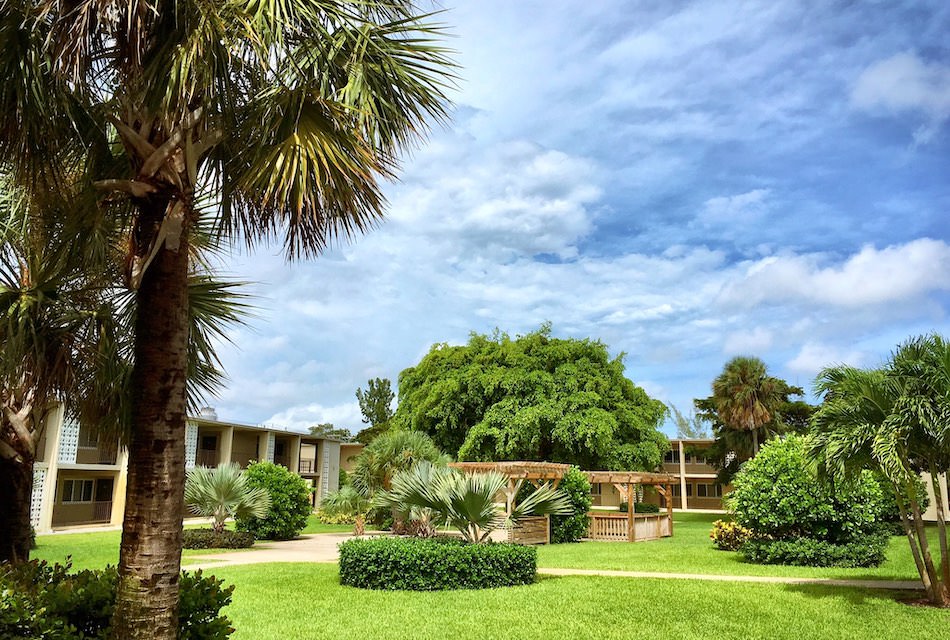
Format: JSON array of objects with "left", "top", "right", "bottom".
[
  {"left": 449, "top": 461, "right": 572, "bottom": 544},
  {"left": 585, "top": 471, "right": 677, "bottom": 542}
]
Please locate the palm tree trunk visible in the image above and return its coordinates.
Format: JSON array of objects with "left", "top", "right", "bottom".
[
  {"left": 112, "top": 196, "right": 192, "bottom": 640},
  {"left": 927, "top": 464, "right": 950, "bottom": 594},
  {"left": 0, "top": 454, "right": 34, "bottom": 563},
  {"left": 908, "top": 480, "right": 947, "bottom": 606},
  {"left": 895, "top": 485, "right": 934, "bottom": 600}
]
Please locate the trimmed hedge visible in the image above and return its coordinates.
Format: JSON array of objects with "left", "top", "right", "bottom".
[
  {"left": 0, "top": 560, "right": 233, "bottom": 639},
  {"left": 618, "top": 502, "right": 661, "bottom": 514},
  {"left": 183, "top": 529, "right": 255, "bottom": 549},
  {"left": 339, "top": 536, "right": 537, "bottom": 591},
  {"left": 741, "top": 529, "right": 890, "bottom": 568},
  {"left": 236, "top": 461, "right": 312, "bottom": 540}
]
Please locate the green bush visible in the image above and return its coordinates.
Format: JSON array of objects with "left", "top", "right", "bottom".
[
  {"left": 550, "top": 467, "right": 592, "bottom": 543},
  {"left": 338, "top": 536, "right": 537, "bottom": 590},
  {"left": 618, "top": 502, "right": 660, "bottom": 514},
  {"left": 741, "top": 530, "right": 890, "bottom": 568},
  {"left": 730, "top": 435, "right": 885, "bottom": 544},
  {"left": 710, "top": 519, "right": 752, "bottom": 551},
  {"left": 183, "top": 529, "right": 255, "bottom": 549},
  {"left": 874, "top": 472, "right": 930, "bottom": 534},
  {"left": 0, "top": 560, "right": 233, "bottom": 639},
  {"left": 315, "top": 509, "right": 356, "bottom": 525},
  {"left": 235, "top": 461, "right": 312, "bottom": 540}
]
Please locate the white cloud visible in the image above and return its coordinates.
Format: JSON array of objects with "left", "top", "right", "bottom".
[
  {"left": 723, "top": 327, "right": 773, "bottom": 355},
  {"left": 697, "top": 189, "right": 771, "bottom": 227},
  {"left": 786, "top": 343, "right": 869, "bottom": 377},
  {"left": 263, "top": 402, "right": 364, "bottom": 434},
  {"left": 719, "top": 238, "right": 950, "bottom": 309}
]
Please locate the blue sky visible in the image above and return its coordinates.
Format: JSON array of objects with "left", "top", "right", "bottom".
[{"left": 210, "top": 0, "right": 950, "bottom": 436}]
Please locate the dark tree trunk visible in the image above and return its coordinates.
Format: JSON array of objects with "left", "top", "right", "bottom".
[
  {"left": 0, "top": 455, "right": 34, "bottom": 564},
  {"left": 112, "top": 196, "right": 191, "bottom": 640}
]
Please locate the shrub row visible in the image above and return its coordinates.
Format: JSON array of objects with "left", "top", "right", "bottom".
[
  {"left": 183, "top": 529, "right": 255, "bottom": 549},
  {"left": 339, "top": 536, "right": 537, "bottom": 591},
  {"left": 740, "top": 530, "right": 890, "bottom": 568},
  {"left": 618, "top": 502, "right": 661, "bottom": 514},
  {"left": 0, "top": 561, "right": 233, "bottom": 639},
  {"left": 315, "top": 510, "right": 356, "bottom": 525}
]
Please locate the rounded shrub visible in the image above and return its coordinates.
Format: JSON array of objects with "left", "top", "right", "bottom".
[
  {"left": 338, "top": 536, "right": 537, "bottom": 591},
  {"left": 710, "top": 519, "right": 752, "bottom": 551},
  {"left": 235, "top": 461, "right": 312, "bottom": 540},
  {"left": 729, "top": 435, "right": 888, "bottom": 567},
  {"left": 550, "top": 466, "right": 592, "bottom": 543}
]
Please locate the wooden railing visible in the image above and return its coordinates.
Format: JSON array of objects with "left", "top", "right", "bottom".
[{"left": 587, "top": 512, "right": 672, "bottom": 542}]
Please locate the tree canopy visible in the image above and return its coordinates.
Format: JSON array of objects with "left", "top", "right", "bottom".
[
  {"left": 392, "top": 325, "right": 668, "bottom": 471},
  {"left": 308, "top": 423, "right": 352, "bottom": 442},
  {"left": 355, "top": 377, "right": 395, "bottom": 443}
]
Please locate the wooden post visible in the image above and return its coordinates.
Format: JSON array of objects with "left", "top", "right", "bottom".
[
  {"left": 626, "top": 483, "right": 635, "bottom": 542},
  {"left": 666, "top": 482, "right": 674, "bottom": 536}
]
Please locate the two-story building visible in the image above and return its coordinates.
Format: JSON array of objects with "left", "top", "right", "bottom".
[{"left": 30, "top": 406, "right": 356, "bottom": 533}]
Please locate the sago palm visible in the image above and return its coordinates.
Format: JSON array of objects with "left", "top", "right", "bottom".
[
  {"left": 0, "top": 3, "right": 454, "bottom": 636},
  {"left": 184, "top": 463, "right": 270, "bottom": 534}
]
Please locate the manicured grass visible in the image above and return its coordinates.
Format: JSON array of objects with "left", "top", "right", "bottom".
[
  {"left": 32, "top": 514, "right": 349, "bottom": 570},
  {"left": 537, "top": 513, "right": 923, "bottom": 581},
  {"left": 208, "top": 563, "right": 944, "bottom": 640}
]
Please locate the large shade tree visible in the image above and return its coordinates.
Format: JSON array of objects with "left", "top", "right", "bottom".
[
  {"left": 0, "top": 2, "right": 453, "bottom": 637},
  {"left": 393, "top": 325, "right": 669, "bottom": 471},
  {"left": 809, "top": 334, "right": 950, "bottom": 606}
]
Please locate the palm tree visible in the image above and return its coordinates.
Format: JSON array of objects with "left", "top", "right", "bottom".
[
  {"left": 710, "top": 356, "right": 784, "bottom": 454},
  {"left": 320, "top": 485, "right": 372, "bottom": 535},
  {"left": 351, "top": 429, "right": 450, "bottom": 496},
  {"left": 0, "top": 3, "right": 453, "bottom": 636},
  {"left": 810, "top": 335, "right": 950, "bottom": 606},
  {"left": 184, "top": 463, "right": 270, "bottom": 533},
  {"left": 376, "top": 461, "right": 573, "bottom": 544}
]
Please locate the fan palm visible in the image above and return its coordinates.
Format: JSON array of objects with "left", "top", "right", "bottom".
[
  {"left": 377, "top": 462, "right": 573, "bottom": 544},
  {"left": 711, "top": 356, "right": 784, "bottom": 454},
  {"left": 351, "top": 429, "right": 450, "bottom": 496},
  {"left": 0, "top": 3, "right": 453, "bottom": 636},
  {"left": 184, "top": 463, "right": 270, "bottom": 534},
  {"left": 810, "top": 335, "right": 950, "bottom": 606}
]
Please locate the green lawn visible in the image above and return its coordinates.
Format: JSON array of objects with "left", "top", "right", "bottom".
[
  {"left": 211, "top": 563, "right": 943, "bottom": 640},
  {"left": 30, "top": 512, "right": 946, "bottom": 640},
  {"left": 538, "top": 513, "right": 923, "bottom": 581}
]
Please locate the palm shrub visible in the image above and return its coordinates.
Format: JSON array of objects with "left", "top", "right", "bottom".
[
  {"left": 376, "top": 462, "right": 574, "bottom": 544},
  {"left": 235, "top": 462, "right": 311, "bottom": 541},
  {"left": 350, "top": 430, "right": 449, "bottom": 496},
  {"left": 319, "top": 486, "right": 372, "bottom": 535},
  {"left": 729, "top": 435, "right": 887, "bottom": 567},
  {"left": 184, "top": 463, "right": 270, "bottom": 534}
]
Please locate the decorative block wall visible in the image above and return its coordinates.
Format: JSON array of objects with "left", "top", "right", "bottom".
[
  {"left": 265, "top": 433, "right": 275, "bottom": 463},
  {"left": 57, "top": 420, "right": 79, "bottom": 465},
  {"left": 185, "top": 422, "right": 198, "bottom": 470},
  {"left": 30, "top": 468, "right": 46, "bottom": 528}
]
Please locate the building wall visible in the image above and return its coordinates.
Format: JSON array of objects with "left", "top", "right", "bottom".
[
  {"left": 230, "top": 431, "right": 259, "bottom": 468},
  {"left": 923, "top": 473, "right": 949, "bottom": 522},
  {"left": 339, "top": 443, "right": 363, "bottom": 473}
]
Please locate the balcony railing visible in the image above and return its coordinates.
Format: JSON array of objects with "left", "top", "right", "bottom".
[
  {"left": 195, "top": 450, "right": 218, "bottom": 467},
  {"left": 299, "top": 459, "right": 315, "bottom": 474},
  {"left": 93, "top": 501, "right": 112, "bottom": 522}
]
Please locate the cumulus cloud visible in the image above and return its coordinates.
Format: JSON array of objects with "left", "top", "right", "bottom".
[
  {"left": 786, "top": 343, "right": 869, "bottom": 377},
  {"left": 723, "top": 327, "right": 773, "bottom": 355},
  {"left": 696, "top": 189, "right": 771, "bottom": 227},
  {"left": 263, "top": 402, "right": 365, "bottom": 434}
]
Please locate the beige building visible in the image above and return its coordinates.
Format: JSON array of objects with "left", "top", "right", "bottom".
[{"left": 30, "top": 407, "right": 352, "bottom": 533}]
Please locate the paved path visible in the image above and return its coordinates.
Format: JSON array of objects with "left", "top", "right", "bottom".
[{"left": 183, "top": 533, "right": 924, "bottom": 591}]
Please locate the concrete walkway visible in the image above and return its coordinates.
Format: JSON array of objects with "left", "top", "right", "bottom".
[{"left": 182, "top": 533, "right": 924, "bottom": 591}]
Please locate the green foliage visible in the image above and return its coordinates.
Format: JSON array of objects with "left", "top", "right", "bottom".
[
  {"left": 730, "top": 436, "right": 885, "bottom": 545},
  {"left": 315, "top": 510, "right": 356, "bottom": 525},
  {"left": 873, "top": 472, "right": 930, "bottom": 534},
  {"left": 617, "top": 502, "right": 660, "bottom": 513},
  {"left": 182, "top": 529, "right": 255, "bottom": 550},
  {"left": 235, "top": 461, "right": 311, "bottom": 541},
  {"left": 355, "top": 378, "right": 395, "bottom": 444},
  {"left": 741, "top": 533, "right": 890, "bottom": 568},
  {"left": 550, "top": 467, "right": 592, "bottom": 543},
  {"left": 669, "top": 404, "right": 711, "bottom": 438},
  {"left": 376, "top": 462, "right": 573, "bottom": 543},
  {"left": 338, "top": 537, "right": 537, "bottom": 590},
  {"left": 308, "top": 423, "right": 353, "bottom": 441},
  {"left": 710, "top": 520, "right": 752, "bottom": 551},
  {"left": 184, "top": 462, "right": 271, "bottom": 533},
  {"left": 0, "top": 560, "right": 233, "bottom": 639},
  {"left": 351, "top": 429, "right": 448, "bottom": 496},
  {"left": 393, "top": 325, "right": 668, "bottom": 470}
]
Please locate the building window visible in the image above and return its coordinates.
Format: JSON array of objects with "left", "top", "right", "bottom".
[
  {"left": 200, "top": 435, "right": 217, "bottom": 451},
  {"left": 590, "top": 483, "right": 601, "bottom": 495},
  {"left": 61, "top": 479, "right": 95, "bottom": 503},
  {"left": 696, "top": 483, "right": 723, "bottom": 498},
  {"left": 78, "top": 426, "right": 99, "bottom": 449},
  {"left": 664, "top": 449, "right": 680, "bottom": 464}
]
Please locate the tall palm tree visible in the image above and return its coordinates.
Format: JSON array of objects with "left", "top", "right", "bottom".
[
  {"left": 710, "top": 356, "right": 784, "bottom": 454},
  {"left": 0, "top": 3, "right": 453, "bottom": 636},
  {"left": 810, "top": 335, "right": 950, "bottom": 606}
]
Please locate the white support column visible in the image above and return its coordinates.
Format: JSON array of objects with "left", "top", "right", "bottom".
[
  {"left": 37, "top": 405, "right": 65, "bottom": 533},
  {"left": 288, "top": 436, "right": 301, "bottom": 473},
  {"left": 110, "top": 447, "right": 129, "bottom": 526},
  {"left": 678, "top": 440, "right": 688, "bottom": 510}
]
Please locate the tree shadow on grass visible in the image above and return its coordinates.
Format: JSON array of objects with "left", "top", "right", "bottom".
[{"left": 781, "top": 583, "right": 922, "bottom": 606}]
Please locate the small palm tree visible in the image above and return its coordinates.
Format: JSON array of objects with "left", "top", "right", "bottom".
[
  {"left": 351, "top": 429, "right": 449, "bottom": 496},
  {"left": 184, "top": 463, "right": 270, "bottom": 534},
  {"left": 711, "top": 356, "right": 784, "bottom": 453},
  {"left": 320, "top": 485, "right": 372, "bottom": 535},
  {"left": 377, "top": 462, "right": 573, "bottom": 544}
]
